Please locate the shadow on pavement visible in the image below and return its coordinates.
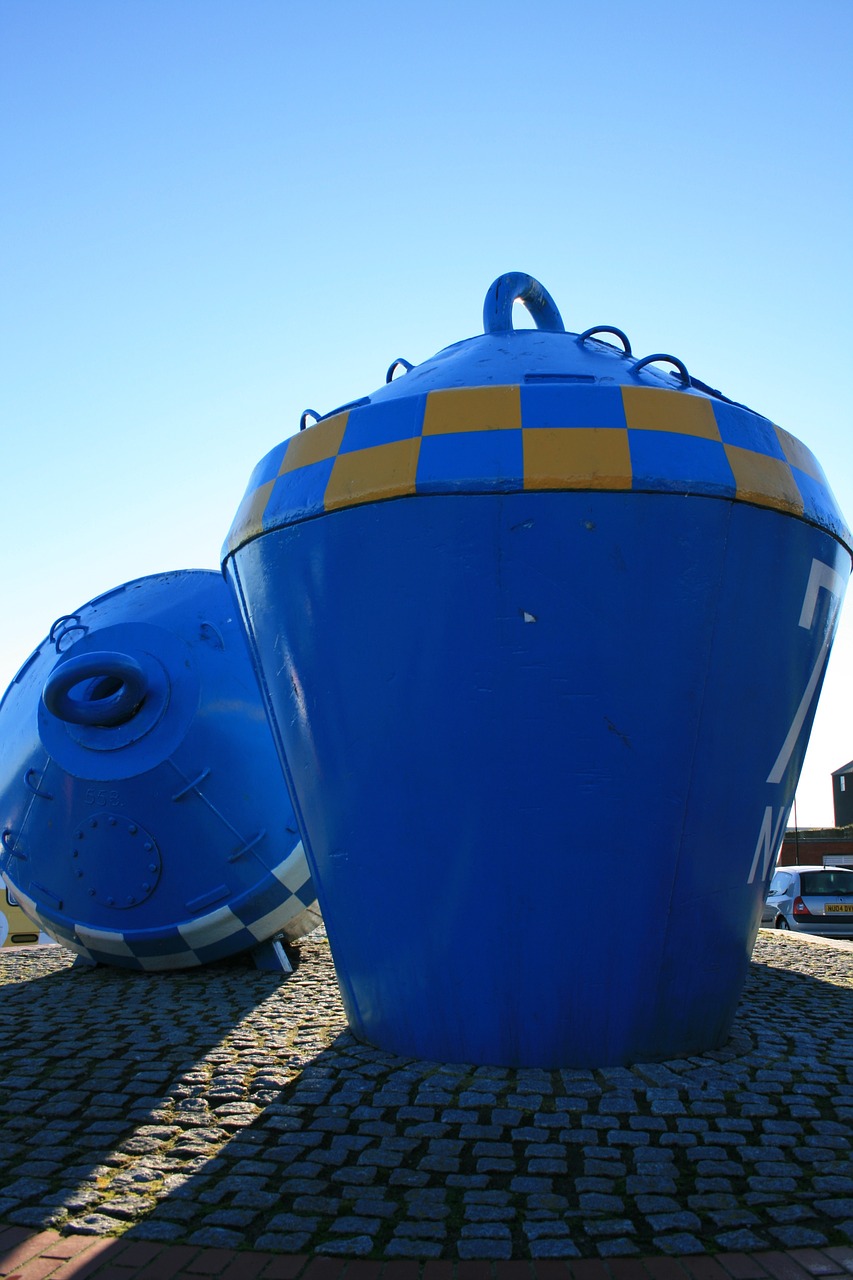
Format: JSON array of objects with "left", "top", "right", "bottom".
[{"left": 0, "top": 931, "right": 851, "bottom": 1261}]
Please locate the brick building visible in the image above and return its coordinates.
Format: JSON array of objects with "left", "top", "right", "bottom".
[
  {"left": 778, "top": 824, "right": 853, "bottom": 867},
  {"left": 832, "top": 759, "right": 853, "bottom": 827}
]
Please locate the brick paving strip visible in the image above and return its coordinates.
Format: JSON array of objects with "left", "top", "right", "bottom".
[
  {"left": 1, "top": 1230, "right": 852, "bottom": 1280},
  {"left": 0, "top": 930, "right": 851, "bottom": 1273}
]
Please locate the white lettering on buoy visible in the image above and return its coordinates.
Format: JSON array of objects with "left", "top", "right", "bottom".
[
  {"left": 767, "top": 558, "right": 845, "bottom": 786},
  {"left": 747, "top": 804, "right": 790, "bottom": 884},
  {"left": 746, "top": 557, "right": 846, "bottom": 885}
]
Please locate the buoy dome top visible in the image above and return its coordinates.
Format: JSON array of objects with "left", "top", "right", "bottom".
[{"left": 223, "top": 273, "right": 852, "bottom": 561}]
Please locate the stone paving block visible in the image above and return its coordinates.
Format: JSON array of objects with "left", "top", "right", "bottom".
[
  {"left": 815, "top": 1203, "right": 853, "bottom": 1222},
  {"left": 327, "top": 1216, "right": 381, "bottom": 1235},
  {"left": 596, "top": 1239, "right": 643, "bottom": 1257},
  {"left": 317, "top": 1236, "right": 375, "bottom": 1257},
  {"left": 255, "top": 1233, "right": 313, "bottom": 1251},
  {"left": 461, "top": 1223, "right": 511, "bottom": 1240},
  {"left": 654, "top": 1234, "right": 706, "bottom": 1256},
  {"left": 525, "top": 1223, "right": 573, "bottom": 1241},
  {"left": 649, "top": 1214, "right": 703, "bottom": 1234},
  {"left": 384, "top": 1239, "right": 445, "bottom": 1258},
  {"left": 584, "top": 1219, "right": 638, "bottom": 1239},
  {"left": 458, "top": 1239, "right": 514, "bottom": 1259},
  {"left": 352, "top": 1198, "right": 397, "bottom": 1219},
  {"left": 393, "top": 1222, "right": 448, "bottom": 1243},
  {"left": 770, "top": 1232, "right": 830, "bottom": 1250},
  {"left": 513, "top": 1178, "right": 555, "bottom": 1195},
  {"left": 529, "top": 1240, "right": 583, "bottom": 1258},
  {"left": 580, "top": 1194, "right": 625, "bottom": 1214}
]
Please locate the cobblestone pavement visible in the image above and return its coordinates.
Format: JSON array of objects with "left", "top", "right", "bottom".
[{"left": 0, "top": 930, "right": 851, "bottom": 1264}]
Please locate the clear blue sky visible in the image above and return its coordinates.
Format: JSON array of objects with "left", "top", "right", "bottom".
[{"left": 1, "top": 0, "right": 851, "bottom": 826}]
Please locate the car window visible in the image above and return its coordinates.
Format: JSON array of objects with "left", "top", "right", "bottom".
[
  {"left": 799, "top": 870, "right": 853, "bottom": 896},
  {"left": 768, "top": 873, "right": 791, "bottom": 894}
]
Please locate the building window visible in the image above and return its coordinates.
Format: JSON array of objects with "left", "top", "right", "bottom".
[{"left": 842, "top": 777, "right": 847, "bottom": 793}]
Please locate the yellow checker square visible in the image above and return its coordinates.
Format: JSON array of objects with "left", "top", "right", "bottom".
[
  {"left": 774, "top": 425, "right": 826, "bottom": 483},
  {"left": 228, "top": 478, "right": 276, "bottom": 548},
  {"left": 724, "top": 445, "right": 804, "bottom": 515},
  {"left": 523, "top": 428, "right": 632, "bottom": 491},
  {"left": 423, "top": 385, "right": 521, "bottom": 435},
  {"left": 324, "top": 437, "right": 421, "bottom": 512},
  {"left": 621, "top": 387, "right": 720, "bottom": 440},
  {"left": 280, "top": 412, "right": 348, "bottom": 474}
]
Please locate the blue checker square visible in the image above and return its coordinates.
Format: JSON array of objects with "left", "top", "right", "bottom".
[
  {"left": 128, "top": 929, "right": 190, "bottom": 958},
  {"left": 194, "top": 927, "right": 257, "bottom": 966},
  {"left": 231, "top": 875, "right": 296, "bottom": 926},
  {"left": 521, "top": 383, "right": 626, "bottom": 430},
  {"left": 416, "top": 429, "right": 524, "bottom": 492},
  {"left": 33, "top": 903, "right": 70, "bottom": 935},
  {"left": 264, "top": 457, "right": 336, "bottom": 526},
  {"left": 44, "top": 916, "right": 76, "bottom": 946},
  {"left": 339, "top": 395, "right": 427, "bottom": 454},
  {"left": 295, "top": 875, "right": 316, "bottom": 905},
  {"left": 712, "top": 401, "right": 786, "bottom": 460},
  {"left": 629, "top": 429, "right": 736, "bottom": 497},
  {"left": 249, "top": 440, "right": 290, "bottom": 488},
  {"left": 792, "top": 466, "right": 843, "bottom": 531}
]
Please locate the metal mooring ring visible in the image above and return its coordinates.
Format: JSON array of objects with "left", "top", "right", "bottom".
[
  {"left": 386, "top": 358, "right": 414, "bottom": 383},
  {"left": 632, "top": 353, "right": 690, "bottom": 387},
  {"left": 483, "top": 273, "right": 565, "bottom": 335},
  {"left": 578, "top": 326, "right": 632, "bottom": 355},
  {"left": 49, "top": 614, "right": 89, "bottom": 654},
  {"left": 42, "top": 651, "right": 149, "bottom": 728}
]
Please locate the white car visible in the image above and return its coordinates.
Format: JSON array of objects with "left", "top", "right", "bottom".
[{"left": 762, "top": 864, "right": 853, "bottom": 938}]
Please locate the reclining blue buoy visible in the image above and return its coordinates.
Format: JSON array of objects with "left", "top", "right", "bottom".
[
  {"left": 0, "top": 569, "right": 320, "bottom": 971},
  {"left": 222, "top": 274, "right": 851, "bottom": 1065}
]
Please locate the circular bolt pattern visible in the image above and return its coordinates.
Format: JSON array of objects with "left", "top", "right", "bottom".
[{"left": 68, "top": 812, "right": 162, "bottom": 910}]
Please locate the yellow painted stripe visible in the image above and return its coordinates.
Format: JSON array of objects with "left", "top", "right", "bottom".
[
  {"left": 724, "top": 444, "right": 804, "bottom": 516},
  {"left": 280, "top": 412, "right": 349, "bottom": 474},
  {"left": 774, "top": 425, "right": 826, "bottom": 484},
  {"left": 523, "top": 428, "right": 632, "bottom": 491},
  {"left": 423, "top": 386, "right": 522, "bottom": 434},
  {"left": 621, "top": 387, "right": 720, "bottom": 439},
  {"left": 324, "top": 438, "right": 421, "bottom": 512},
  {"left": 227, "top": 478, "right": 277, "bottom": 548}
]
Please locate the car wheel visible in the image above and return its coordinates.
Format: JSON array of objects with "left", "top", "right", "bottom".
[{"left": 774, "top": 915, "right": 789, "bottom": 930}]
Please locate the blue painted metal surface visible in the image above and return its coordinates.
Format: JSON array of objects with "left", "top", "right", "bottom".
[
  {"left": 0, "top": 569, "right": 320, "bottom": 970},
  {"left": 223, "top": 273, "right": 852, "bottom": 1066}
]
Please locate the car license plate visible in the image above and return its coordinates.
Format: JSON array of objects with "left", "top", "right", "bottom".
[{"left": 825, "top": 903, "right": 853, "bottom": 913}]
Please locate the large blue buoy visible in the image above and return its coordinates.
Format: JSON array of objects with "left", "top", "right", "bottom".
[
  {"left": 0, "top": 569, "right": 320, "bottom": 971},
  {"left": 223, "top": 273, "right": 851, "bottom": 1065}
]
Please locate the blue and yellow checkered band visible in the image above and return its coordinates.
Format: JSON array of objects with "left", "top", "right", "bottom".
[
  {"left": 4, "top": 847, "right": 316, "bottom": 971},
  {"left": 223, "top": 386, "right": 852, "bottom": 557}
]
